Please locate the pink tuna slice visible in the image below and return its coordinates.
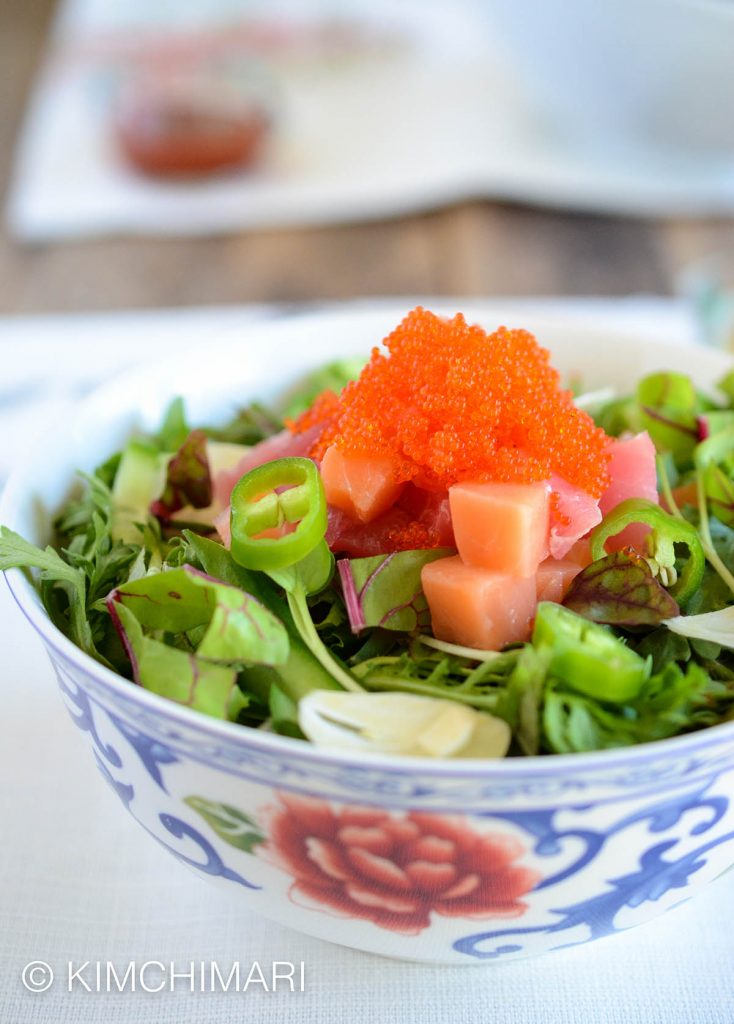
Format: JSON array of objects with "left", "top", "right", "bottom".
[
  {"left": 212, "top": 425, "right": 322, "bottom": 508},
  {"left": 548, "top": 475, "right": 602, "bottom": 559},
  {"left": 214, "top": 506, "right": 231, "bottom": 547},
  {"left": 599, "top": 432, "right": 658, "bottom": 554}
]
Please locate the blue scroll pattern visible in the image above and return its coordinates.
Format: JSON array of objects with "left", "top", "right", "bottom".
[
  {"left": 55, "top": 662, "right": 260, "bottom": 892},
  {"left": 454, "top": 773, "right": 734, "bottom": 959},
  {"left": 50, "top": 654, "right": 734, "bottom": 958}
]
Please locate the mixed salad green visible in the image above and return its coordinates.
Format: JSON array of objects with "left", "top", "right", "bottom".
[{"left": 4, "top": 358, "right": 734, "bottom": 758}]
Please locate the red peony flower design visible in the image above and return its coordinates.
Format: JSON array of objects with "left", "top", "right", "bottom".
[{"left": 263, "top": 793, "right": 541, "bottom": 935}]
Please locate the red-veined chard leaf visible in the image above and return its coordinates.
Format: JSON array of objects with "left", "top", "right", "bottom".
[
  {"left": 337, "top": 548, "right": 453, "bottom": 633},
  {"left": 636, "top": 372, "right": 700, "bottom": 461},
  {"left": 563, "top": 549, "right": 679, "bottom": 626},
  {"left": 151, "top": 429, "right": 212, "bottom": 519},
  {"left": 108, "top": 565, "right": 289, "bottom": 666},
  {"left": 109, "top": 602, "right": 248, "bottom": 721},
  {"left": 697, "top": 410, "right": 734, "bottom": 441}
]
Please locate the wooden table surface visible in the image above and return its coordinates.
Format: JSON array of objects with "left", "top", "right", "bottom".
[{"left": 2, "top": 0, "right": 734, "bottom": 316}]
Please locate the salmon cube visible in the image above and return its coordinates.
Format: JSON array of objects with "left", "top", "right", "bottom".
[
  {"left": 421, "top": 556, "right": 537, "bottom": 650},
  {"left": 320, "top": 445, "right": 403, "bottom": 524},
  {"left": 448, "top": 481, "right": 550, "bottom": 578},
  {"left": 536, "top": 556, "right": 584, "bottom": 604}
]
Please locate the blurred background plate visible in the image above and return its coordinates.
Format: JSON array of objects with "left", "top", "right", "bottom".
[{"left": 9, "top": 0, "right": 734, "bottom": 244}]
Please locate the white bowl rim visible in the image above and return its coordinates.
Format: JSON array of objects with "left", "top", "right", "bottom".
[{"left": 4, "top": 300, "right": 734, "bottom": 779}]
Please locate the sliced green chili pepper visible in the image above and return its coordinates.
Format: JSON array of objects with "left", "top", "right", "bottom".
[
  {"left": 533, "top": 602, "right": 649, "bottom": 703},
  {"left": 230, "top": 457, "right": 327, "bottom": 571},
  {"left": 590, "top": 497, "right": 704, "bottom": 606}
]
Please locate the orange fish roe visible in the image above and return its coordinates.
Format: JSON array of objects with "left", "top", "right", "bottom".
[
  {"left": 293, "top": 387, "right": 341, "bottom": 435},
  {"left": 549, "top": 491, "right": 572, "bottom": 528},
  {"left": 294, "top": 307, "right": 612, "bottom": 498}
]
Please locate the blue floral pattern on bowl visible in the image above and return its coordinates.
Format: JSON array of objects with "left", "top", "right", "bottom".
[{"left": 41, "top": 637, "right": 734, "bottom": 963}]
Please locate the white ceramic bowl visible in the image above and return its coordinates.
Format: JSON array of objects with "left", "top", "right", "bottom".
[
  {"left": 4, "top": 305, "right": 734, "bottom": 964},
  {"left": 486, "top": 0, "right": 734, "bottom": 159}
]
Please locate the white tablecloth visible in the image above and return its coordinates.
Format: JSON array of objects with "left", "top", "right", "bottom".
[{"left": 2, "top": 298, "right": 733, "bottom": 1024}]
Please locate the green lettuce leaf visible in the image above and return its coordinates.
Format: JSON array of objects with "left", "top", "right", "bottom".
[
  {"left": 704, "top": 463, "right": 734, "bottom": 529},
  {"left": 717, "top": 369, "right": 734, "bottom": 405},
  {"left": 629, "top": 626, "right": 691, "bottom": 673},
  {"left": 0, "top": 526, "right": 93, "bottom": 655},
  {"left": 278, "top": 358, "right": 365, "bottom": 420},
  {"left": 593, "top": 395, "right": 642, "bottom": 437},
  {"left": 268, "top": 683, "right": 305, "bottom": 738},
  {"left": 204, "top": 402, "right": 283, "bottom": 446},
  {"left": 353, "top": 643, "right": 518, "bottom": 712},
  {"left": 493, "top": 645, "right": 551, "bottom": 756},
  {"left": 154, "top": 396, "right": 190, "bottom": 452},
  {"left": 542, "top": 661, "right": 729, "bottom": 753}
]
